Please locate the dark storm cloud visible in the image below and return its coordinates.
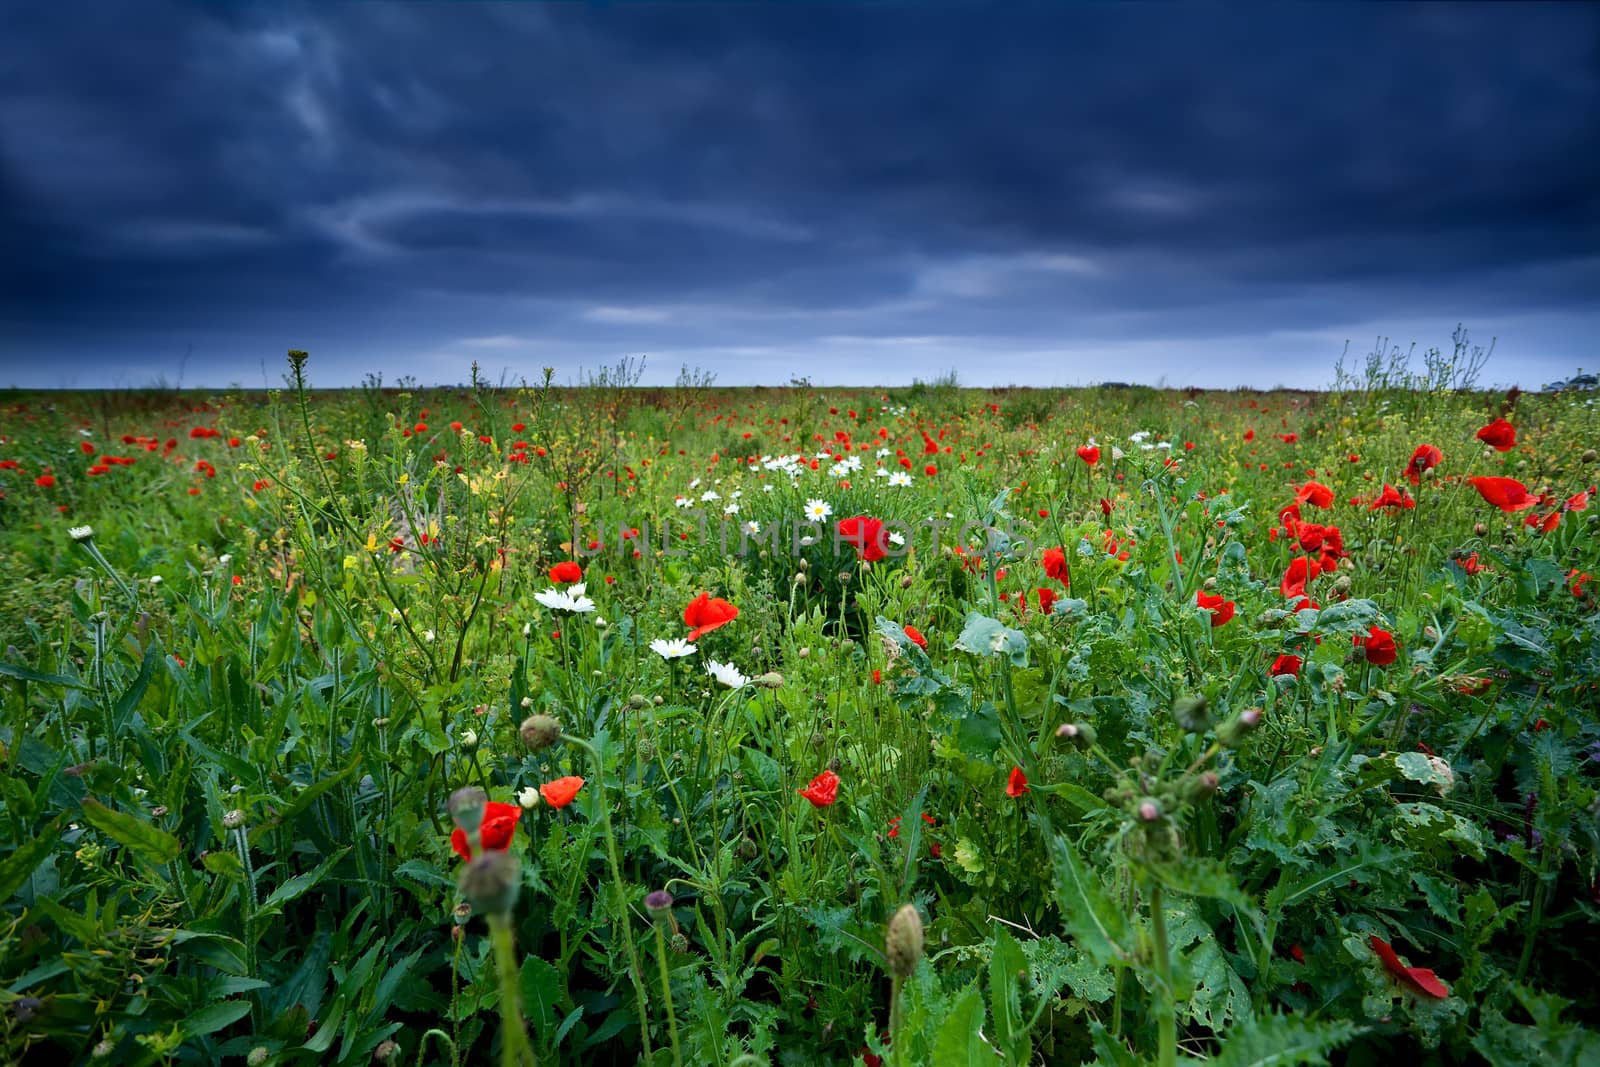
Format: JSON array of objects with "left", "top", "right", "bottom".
[{"left": 2, "top": 2, "right": 1596, "bottom": 387}]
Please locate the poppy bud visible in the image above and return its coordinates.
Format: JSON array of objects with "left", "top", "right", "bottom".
[
  {"left": 1582, "top": 449, "right": 1597, "bottom": 464},
  {"left": 1203, "top": 577, "right": 1217, "bottom": 590},
  {"left": 459, "top": 730, "right": 479, "bottom": 751},
  {"left": 737, "top": 835, "right": 759, "bottom": 860},
  {"left": 901, "top": 575, "right": 914, "bottom": 589},
  {"left": 374, "top": 1039, "right": 400, "bottom": 1063},
  {"left": 627, "top": 694, "right": 649, "bottom": 709},
  {"left": 459, "top": 849, "right": 519, "bottom": 915},
  {"left": 886, "top": 904, "right": 924, "bottom": 978},
  {"left": 1173, "top": 695, "right": 1211, "bottom": 733},
  {"left": 247, "top": 1048, "right": 270, "bottom": 1067},
  {"left": 755, "top": 671, "right": 785, "bottom": 689},
  {"left": 1473, "top": 522, "right": 1488, "bottom": 536},
  {"left": 1138, "top": 799, "right": 1162, "bottom": 822},
  {"left": 222, "top": 809, "right": 246, "bottom": 830},
  {"left": 519, "top": 714, "right": 562, "bottom": 751},
  {"left": 447, "top": 786, "right": 487, "bottom": 835},
  {"left": 93, "top": 1040, "right": 115, "bottom": 1058},
  {"left": 1333, "top": 575, "right": 1352, "bottom": 595},
  {"left": 670, "top": 932, "right": 690, "bottom": 954}
]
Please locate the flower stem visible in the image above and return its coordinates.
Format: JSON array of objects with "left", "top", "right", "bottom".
[
  {"left": 652, "top": 921, "right": 684, "bottom": 1067},
  {"left": 566, "top": 735, "right": 653, "bottom": 1060},
  {"left": 488, "top": 912, "right": 537, "bottom": 1067},
  {"left": 1148, "top": 882, "right": 1177, "bottom": 1067}
]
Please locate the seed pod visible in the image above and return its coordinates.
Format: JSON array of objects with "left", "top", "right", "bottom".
[
  {"left": 1173, "top": 695, "right": 1211, "bottom": 733},
  {"left": 886, "top": 904, "right": 925, "bottom": 978},
  {"left": 519, "top": 714, "right": 562, "bottom": 751},
  {"left": 459, "top": 849, "right": 520, "bottom": 916}
]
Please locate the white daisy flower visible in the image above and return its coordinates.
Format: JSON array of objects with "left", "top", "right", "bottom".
[
  {"left": 650, "top": 637, "right": 698, "bottom": 659},
  {"left": 741, "top": 520, "right": 761, "bottom": 536},
  {"left": 68, "top": 525, "right": 94, "bottom": 542},
  {"left": 700, "top": 490, "right": 720, "bottom": 502},
  {"left": 887, "top": 530, "right": 906, "bottom": 547},
  {"left": 804, "top": 499, "right": 833, "bottom": 522},
  {"left": 723, "top": 502, "right": 740, "bottom": 515},
  {"left": 534, "top": 583, "right": 596, "bottom": 614},
  {"left": 706, "top": 660, "right": 749, "bottom": 689},
  {"left": 888, "top": 471, "right": 912, "bottom": 487}
]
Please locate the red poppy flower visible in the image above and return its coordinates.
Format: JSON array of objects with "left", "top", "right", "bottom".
[
  {"left": 1368, "top": 483, "right": 1415, "bottom": 510},
  {"left": 1295, "top": 481, "right": 1334, "bottom": 508},
  {"left": 449, "top": 801, "right": 522, "bottom": 862},
  {"left": 1281, "top": 556, "right": 1315, "bottom": 600},
  {"left": 684, "top": 592, "right": 740, "bottom": 640},
  {"left": 798, "top": 769, "right": 840, "bottom": 807},
  {"left": 1196, "top": 589, "right": 1235, "bottom": 627},
  {"left": 903, "top": 624, "right": 928, "bottom": 649},
  {"left": 1270, "top": 654, "right": 1302, "bottom": 676},
  {"left": 1035, "top": 587, "right": 1058, "bottom": 615},
  {"left": 1040, "top": 547, "right": 1072, "bottom": 589},
  {"left": 1355, "top": 625, "right": 1398, "bottom": 666},
  {"left": 837, "top": 515, "right": 889, "bottom": 562},
  {"left": 1368, "top": 935, "right": 1449, "bottom": 998},
  {"left": 1076, "top": 445, "right": 1100, "bottom": 465},
  {"left": 549, "top": 560, "right": 583, "bottom": 584},
  {"left": 1469, "top": 476, "right": 1537, "bottom": 512},
  {"left": 34, "top": 474, "right": 55, "bottom": 488},
  {"left": 1475, "top": 418, "right": 1516, "bottom": 452},
  {"left": 540, "top": 775, "right": 585, "bottom": 808},
  {"left": 1403, "top": 444, "right": 1442, "bottom": 485},
  {"left": 1005, "top": 766, "right": 1029, "bottom": 797},
  {"left": 1565, "top": 489, "right": 1590, "bottom": 512}
]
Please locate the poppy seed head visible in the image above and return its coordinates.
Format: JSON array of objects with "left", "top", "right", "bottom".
[{"left": 519, "top": 714, "right": 562, "bottom": 751}]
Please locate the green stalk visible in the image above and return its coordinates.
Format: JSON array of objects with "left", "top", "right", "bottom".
[
  {"left": 1149, "top": 882, "right": 1177, "bottom": 1067},
  {"left": 566, "top": 735, "right": 654, "bottom": 1060},
  {"left": 488, "top": 912, "right": 538, "bottom": 1067},
  {"left": 652, "top": 920, "right": 684, "bottom": 1067}
]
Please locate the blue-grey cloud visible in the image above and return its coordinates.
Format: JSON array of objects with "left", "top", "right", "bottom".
[{"left": 2, "top": 2, "right": 1596, "bottom": 388}]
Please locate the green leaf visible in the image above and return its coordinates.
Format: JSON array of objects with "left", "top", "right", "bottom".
[
  {"left": 273, "top": 757, "right": 363, "bottom": 825},
  {"left": 988, "top": 925, "right": 1030, "bottom": 1063},
  {"left": 0, "top": 820, "right": 59, "bottom": 902},
  {"left": 521, "top": 955, "right": 564, "bottom": 1034},
  {"left": 931, "top": 981, "right": 988, "bottom": 1067},
  {"left": 954, "top": 611, "right": 1030, "bottom": 666},
  {"left": 80, "top": 797, "right": 180, "bottom": 865},
  {"left": 183, "top": 999, "right": 253, "bottom": 1037},
  {"left": 1194, "top": 1011, "right": 1360, "bottom": 1067},
  {"left": 1046, "top": 828, "right": 1128, "bottom": 964},
  {"left": 260, "top": 849, "right": 349, "bottom": 914},
  {"left": 0, "top": 662, "right": 90, "bottom": 689}
]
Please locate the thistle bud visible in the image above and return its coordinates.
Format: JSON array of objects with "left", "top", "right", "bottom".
[
  {"left": 519, "top": 714, "right": 562, "bottom": 751},
  {"left": 459, "top": 849, "right": 519, "bottom": 916},
  {"left": 1216, "top": 707, "right": 1262, "bottom": 748},
  {"left": 1055, "top": 721, "right": 1097, "bottom": 749},
  {"left": 1183, "top": 771, "right": 1220, "bottom": 802},
  {"left": 886, "top": 904, "right": 925, "bottom": 978},
  {"left": 1172, "top": 695, "right": 1211, "bottom": 733},
  {"left": 645, "top": 889, "right": 674, "bottom": 919}
]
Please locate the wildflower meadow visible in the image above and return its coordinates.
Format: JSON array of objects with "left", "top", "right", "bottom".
[{"left": 2, "top": 348, "right": 1598, "bottom": 1065}]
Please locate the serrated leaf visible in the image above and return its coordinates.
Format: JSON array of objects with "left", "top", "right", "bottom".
[
  {"left": 931, "top": 981, "right": 988, "bottom": 1067},
  {"left": 80, "top": 797, "right": 180, "bottom": 864},
  {"left": 521, "top": 955, "right": 564, "bottom": 1034},
  {"left": 1191, "top": 1011, "right": 1360, "bottom": 1067}
]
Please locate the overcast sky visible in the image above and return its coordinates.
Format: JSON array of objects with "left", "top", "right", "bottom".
[{"left": 2, "top": 3, "right": 1596, "bottom": 390}]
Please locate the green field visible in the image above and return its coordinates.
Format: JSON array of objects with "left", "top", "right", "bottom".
[{"left": 2, "top": 358, "right": 1598, "bottom": 1065}]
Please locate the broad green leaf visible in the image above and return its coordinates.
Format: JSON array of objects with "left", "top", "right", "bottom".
[
  {"left": 0, "top": 820, "right": 59, "bottom": 901},
  {"left": 80, "top": 797, "right": 180, "bottom": 865},
  {"left": 931, "top": 981, "right": 988, "bottom": 1067},
  {"left": 183, "top": 999, "right": 252, "bottom": 1037}
]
